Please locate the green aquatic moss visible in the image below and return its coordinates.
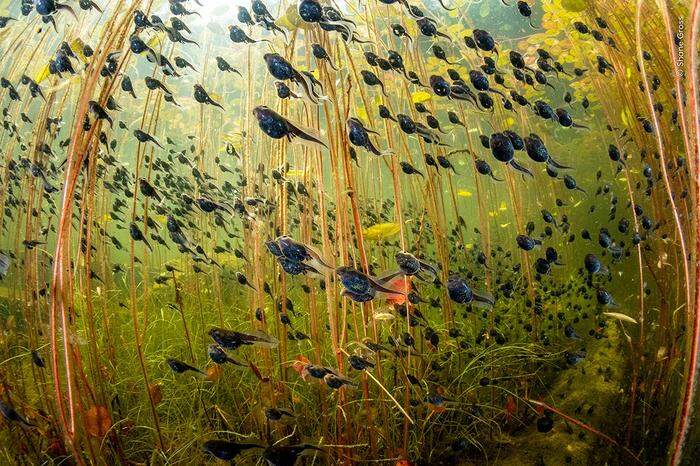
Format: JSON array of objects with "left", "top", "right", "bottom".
[{"left": 497, "top": 324, "right": 626, "bottom": 465}]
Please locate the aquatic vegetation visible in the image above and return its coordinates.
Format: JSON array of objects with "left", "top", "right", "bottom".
[{"left": 0, "top": 0, "right": 697, "bottom": 464}]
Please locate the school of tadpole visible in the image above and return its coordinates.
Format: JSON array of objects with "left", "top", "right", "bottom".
[{"left": 0, "top": 0, "right": 698, "bottom": 464}]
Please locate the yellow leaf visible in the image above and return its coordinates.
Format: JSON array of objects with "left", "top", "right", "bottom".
[
  {"left": 500, "top": 223, "right": 511, "bottom": 228},
  {"left": 561, "top": 0, "right": 588, "bottom": 12},
  {"left": 35, "top": 63, "right": 51, "bottom": 84},
  {"left": 620, "top": 107, "right": 633, "bottom": 127},
  {"left": 146, "top": 30, "right": 165, "bottom": 49},
  {"left": 277, "top": 4, "right": 302, "bottom": 31},
  {"left": 499, "top": 201, "right": 507, "bottom": 211},
  {"left": 446, "top": 23, "right": 464, "bottom": 36},
  {"left": 70, "top": 38, "right": 87, "bottom": 63},
  {"left": 356, "top": 105, "right": 368, "bottom": 121},
  {"left": 411, "top": 91, "right": 431, "bottom": 104},
  {"left": 363, "top": 222, "right": 400, "bottom": 241},
  {"left": 457, "top": 189, "right": 472, "bottom": 197}
]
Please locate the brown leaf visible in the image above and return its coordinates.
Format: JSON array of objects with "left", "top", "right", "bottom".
[
  {"left": 292, "top": 355, "right": 310, "bottom": 380},
  {"left": 206, "top": 364, "right": 223, "bottom": 381},
  {"left": 86, "top": 405, "right": 111, "bottom": 438},
  {"left": 149, "top": 383, "right": 163, "bottom": 405},
  {"left": 505, "top": 395, "right": 517, "bottom": 417}
]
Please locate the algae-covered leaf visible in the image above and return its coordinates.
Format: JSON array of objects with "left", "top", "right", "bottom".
[
  {"left": 363, "top": 222, "right": 401, "bottom": 240},
  {"left": 603, "top": 312, "right": 638, "bottom": 324}
]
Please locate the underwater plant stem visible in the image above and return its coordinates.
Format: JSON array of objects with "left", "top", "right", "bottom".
[
  {"left": 670, "top": 1, "right": 700, "bottom": 464},
  {"left": 46, "top": 4, "right": 137, "bottom": 449},
  {"left": 633, "top": 1, "right": 698, "bottom": 464}
]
